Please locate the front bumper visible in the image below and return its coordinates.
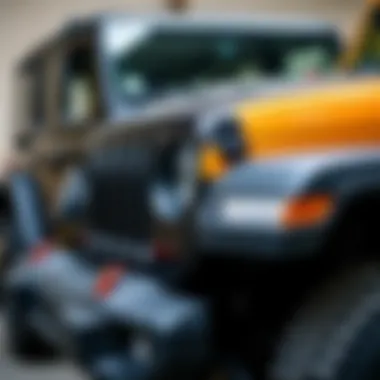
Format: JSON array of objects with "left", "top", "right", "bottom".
[
  {"left": 82, "top": 272, "right": 212, "bottom": 380},
  {"left": 7, "top": 244, "right": 212, "bottom": 380}
]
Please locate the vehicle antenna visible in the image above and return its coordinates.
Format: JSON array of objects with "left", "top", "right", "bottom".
[{"left": 165, "top": 0, "right": 190, "bottom": 13}]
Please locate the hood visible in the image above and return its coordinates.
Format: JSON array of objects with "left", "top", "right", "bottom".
[{"left": 235, "top": 74, "right": 380, "bottom": 160}]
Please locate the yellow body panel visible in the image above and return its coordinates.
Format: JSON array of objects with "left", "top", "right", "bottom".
[{"left": 237, "top": 78, "right": 380, "bottom": 159}]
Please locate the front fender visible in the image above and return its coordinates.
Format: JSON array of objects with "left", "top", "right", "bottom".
[{"left": 196, "top": 148, "right": 380, "bottom": 260}]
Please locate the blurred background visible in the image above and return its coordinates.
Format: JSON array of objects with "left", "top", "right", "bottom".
[{"left": 0, "top": 0, "right": 363, "bottom": 169}]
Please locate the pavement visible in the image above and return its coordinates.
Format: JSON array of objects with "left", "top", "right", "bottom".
[{"left": 0, "top": 316, "right": 85, "bottom": 380}]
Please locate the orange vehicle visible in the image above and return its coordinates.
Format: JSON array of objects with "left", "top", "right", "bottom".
[
  {"left": 5, "top": 2, "right": 380, "bottom": 380},
  {"left": 1, "top": 5, "right": 344, "bottom": 368}
]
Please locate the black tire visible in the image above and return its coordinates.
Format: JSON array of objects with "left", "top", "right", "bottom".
[
  {"left": 269, "top": 263, "right": 380, "bottom": 380},
  {"left": 4, "top": 288, "right": 55, "bottom": 362}
]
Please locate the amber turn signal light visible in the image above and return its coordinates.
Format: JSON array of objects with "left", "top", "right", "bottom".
[
  {"left": 281, "top": 194, "right": 334, "bottom": 229},
  {"left": 199, "top": 145, "right": 228, "bottom": 181}
]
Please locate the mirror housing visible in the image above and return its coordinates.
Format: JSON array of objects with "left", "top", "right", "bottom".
[{"left": 14, "top": 130, "right": 36, "bottom": 151}]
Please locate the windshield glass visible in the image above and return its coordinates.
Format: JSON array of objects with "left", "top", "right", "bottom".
[{"left": 105, "top": 22, "right": 339, "bottom": 103}]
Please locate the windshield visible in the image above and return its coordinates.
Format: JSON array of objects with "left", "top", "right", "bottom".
[{"left": 105, "top": 22, "right": 339, "bottom": 103}]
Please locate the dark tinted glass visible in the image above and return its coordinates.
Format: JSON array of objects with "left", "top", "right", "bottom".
[{"left": 110, "top": 28, "right": 339, "bottom": 102}]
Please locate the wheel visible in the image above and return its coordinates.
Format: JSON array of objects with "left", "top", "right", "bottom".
[
  {"left": 4, "top": 287, "right": 55, "bottom": 361},
  {"left": 269, "top": 263, "right": 380, "bottom": 380}
]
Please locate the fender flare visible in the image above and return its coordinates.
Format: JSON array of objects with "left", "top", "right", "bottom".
[{"left": 197, "top": 148, "right": 380, "bottom": 259}]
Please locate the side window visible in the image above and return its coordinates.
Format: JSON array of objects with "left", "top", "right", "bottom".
[
  {"left": 61, "top": 42, "right": 98, "bottom": 125},
  {"left": 17, "top": 61, "right": 46, "bottom": 130}
]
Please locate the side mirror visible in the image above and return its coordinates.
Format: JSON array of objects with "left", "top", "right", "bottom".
[{"left": 14, "top": 130, "right": 35, "bottom": 151}]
